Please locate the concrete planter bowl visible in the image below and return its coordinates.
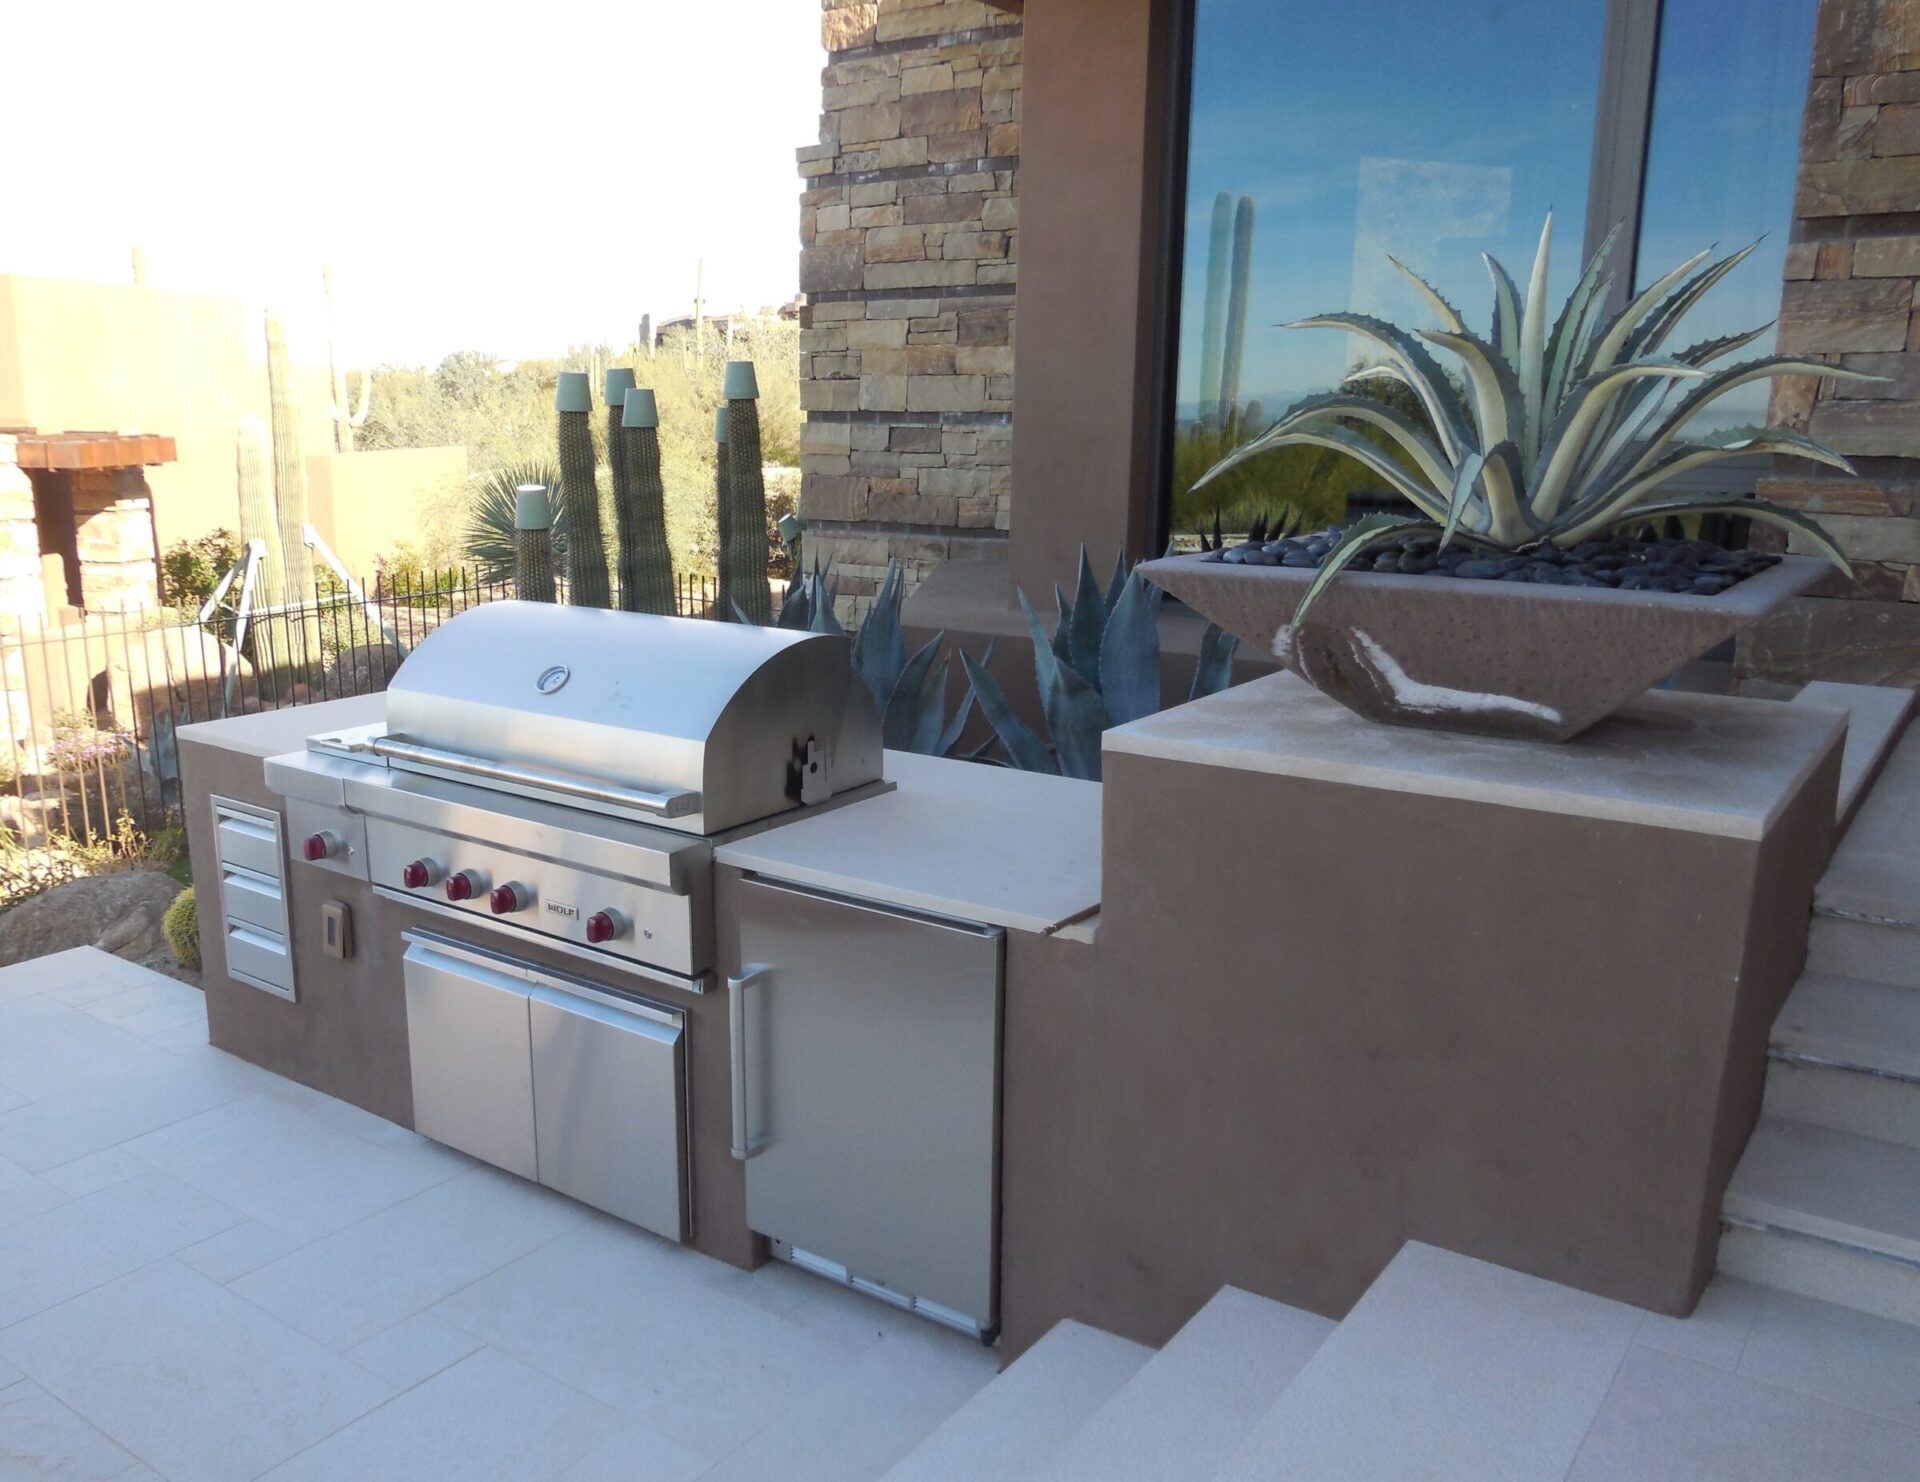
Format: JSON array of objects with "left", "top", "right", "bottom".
[{"left": 1136, "top": 551, "right": 1830, "bottom": 743}]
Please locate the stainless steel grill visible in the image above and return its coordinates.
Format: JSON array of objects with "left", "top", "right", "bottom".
[{"left": 266, "top": 601, "right": 885, "bottom": 983}]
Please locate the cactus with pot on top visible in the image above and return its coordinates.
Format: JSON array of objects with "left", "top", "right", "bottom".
[
  {"left": 617, "top": 387, "right": 676, "bottom": 614},
  {"left": 554, "top": 371, "right": 611, "bottom": 607}
]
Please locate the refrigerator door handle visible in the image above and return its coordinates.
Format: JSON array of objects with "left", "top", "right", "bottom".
[{"left": 728, "top": 965, "right": 772, "bottom": 1160}]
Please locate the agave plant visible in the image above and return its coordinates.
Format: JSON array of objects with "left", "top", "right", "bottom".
[
  {"left": 466, "top": 462, "right": 567, "bottom": 582},
  {"left": 751, "top": 561, "right": 986, "bottom": 758},
  {"left": 964, "top": 549, "right": 1238, "bottom": 781},
  {"left": 851, "top": 564, "right": 989, "bottom": 758},
  {"left": 1195, "top": 215, "right": 1876, "bottom": 621}
]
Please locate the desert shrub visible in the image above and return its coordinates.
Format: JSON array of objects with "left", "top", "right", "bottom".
[
  {"left": 160, "top": 529, "right": 238, "bottom": 608},
  {"left": 162, "top": 886, "right": 199, "bottom": 969}
]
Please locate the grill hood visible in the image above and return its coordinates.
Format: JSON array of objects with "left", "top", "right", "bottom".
[{"left": 360, "top": 601, "right": 882, "bottom": 835}]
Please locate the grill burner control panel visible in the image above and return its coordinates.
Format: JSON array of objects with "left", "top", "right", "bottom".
[{"left": 365, "top": 816, "right": 707, "bottom": 977}]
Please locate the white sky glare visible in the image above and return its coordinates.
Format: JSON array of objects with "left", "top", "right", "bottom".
[{"left": 4, "top": 0, "right": 824, "bottom": 367}]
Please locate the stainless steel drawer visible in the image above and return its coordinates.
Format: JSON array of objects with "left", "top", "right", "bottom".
[
  {"left": 215, "top": 810, "right": 282, "bottom": 877},
  {"left": 225, "top": 923, "right": 294, "bottom": 999},
  {"left": 402, "top": 936, "right": 538, "bottom": 1180},
  {"left": 219, "top": 867, "right": 285, "bottom": 934},
  {"left": 530, "top": 984, "right": 687, "bottom": 1242}
]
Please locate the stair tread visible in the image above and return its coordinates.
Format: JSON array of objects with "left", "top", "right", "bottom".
[
  {"left": 1212, "top": 1242, "right": 1641, "bottom": 1482},
  {"left": 1815, "top": 724, "right": 1920, "bottom": 930},
  {"left": 1036, "top": 1286, "right": 1334, "bottom": 1482},
  {"left": 1725, "top": 1118, "right": 1920, "bottom": 1265},
  {"left": 1793, "top": 681, "right": 1915, "bottom": 829},
  {"left": 881, "top": 1319, "right": 1150, "bottom": 1482},
  {"left": 1772, "top": 973, "right": 1920, "bottom": 1082}
]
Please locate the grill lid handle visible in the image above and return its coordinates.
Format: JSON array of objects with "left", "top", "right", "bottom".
[{"left": 369, "top": 736, "right": 702, "bottom": 819}]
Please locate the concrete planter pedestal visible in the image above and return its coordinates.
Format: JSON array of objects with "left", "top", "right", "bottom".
[{"left": 998, "top": 673, "right": 1845, "bottom": 1358}]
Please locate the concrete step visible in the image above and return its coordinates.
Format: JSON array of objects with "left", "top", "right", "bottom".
[
  {"left": 1765, "top": 973, "right": 1920, "bottom": 1147},
  {"left": 1720, "top": 1118, "right": 1920, "bottom": 1328},
  {"left": 1805, "top": 915, "right": 1920, "bottom": 990},
  {"left": 1790, "top": 680, "right": 1914, "bottom": 832},
  {"left": 880, "top": 1319, "right": 1150, "bottom": 1482},
  {"left": 1211, "top": 1242, "right": 1642, "bottom": 1482},
  {"left": 1035, "top": 1286, "right": 1334, "bottom": 1482},
  {"left": 1815, "top": 722, "right": 1920, "bottom": 923}
]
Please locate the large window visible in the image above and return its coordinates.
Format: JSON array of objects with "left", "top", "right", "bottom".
[{"left": 1168, "top": 0, "right": 1817, "bottom": 533}]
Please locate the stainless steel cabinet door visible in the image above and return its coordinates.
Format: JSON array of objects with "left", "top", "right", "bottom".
[
  {"left": 402, "top": 939, "right": 537, "bottom": 1180},
  {"left": 733, "top": 876, "right": 1004, "bottom": 1329},
  {"left": 529, "top": 987, "right": 688, "bottom": 1242}
]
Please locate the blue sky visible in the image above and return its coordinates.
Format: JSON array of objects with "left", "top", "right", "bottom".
[{"left": 1177, "top": 0, "right": 1816, "bottom": 426}]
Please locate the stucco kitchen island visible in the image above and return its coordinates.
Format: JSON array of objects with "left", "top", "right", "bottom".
[{"left": 180, "top": 673, "right": 1101, "bottom": 1345}]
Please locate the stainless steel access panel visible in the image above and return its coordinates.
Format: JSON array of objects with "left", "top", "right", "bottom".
[
  {"left": 729, "top": 876, "right": 1004, "bottom": 1335},
  {"left": 401, "top": 931, "right": 688, "bottom": 1240}
]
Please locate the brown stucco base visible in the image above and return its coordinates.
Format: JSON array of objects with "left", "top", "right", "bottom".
[
  {"left": 996, "top": 707, "right": 1842, "bottom": 1360},
  {"left": 180, "top": 726, "right": 759, "bottom": 1273}
]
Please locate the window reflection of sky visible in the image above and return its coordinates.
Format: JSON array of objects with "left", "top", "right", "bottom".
[{"left": 1176, "top": 0, "right": 1815, "bottom": 432}]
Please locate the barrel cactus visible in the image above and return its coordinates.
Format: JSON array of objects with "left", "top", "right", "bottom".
[
  {"left": 721, "top": 361, "right": 772, "bottom": 626},
  {"left": 162, "top": 886, "right": 199, "bottom": 971},
  {"left": 554, "top": 371, "right": 611, "bottom": 608},
  {"left": 513, "top": 484, "right": 558, "bottom": 603},
  {"left": 1195, "top": 214, "right": 1873, "bottom": 624},
  {"left": 617, "top": 388, "right": 676, "bottom": 614}
]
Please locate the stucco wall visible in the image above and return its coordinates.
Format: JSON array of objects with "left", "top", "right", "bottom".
[
  {"left": 305, "top": 445, "right": 471, "bottom": 578},
  {"left": 0, "top": 275, "right": 334, "bottom": 556}
]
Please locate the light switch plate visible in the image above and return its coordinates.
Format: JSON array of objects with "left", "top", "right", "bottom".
[{"left": 321, "top": 899, "right": 353, "bottom": 960}]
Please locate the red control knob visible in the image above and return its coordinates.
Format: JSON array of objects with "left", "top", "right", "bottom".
[
  {"left": 445, "top": 870, "right": 485, "bottom": 902},
  {"left": 302, "top": 831, "right": 342, "bottom": 862},
  {"left": 585, "top": 909, "right": 625, "bottom": 944},
  {"left": 401, "top": 859, "right": 438, "bottom": 889},
  {"left": 489, "top": 882, "right": 530, "bottom": 915}
]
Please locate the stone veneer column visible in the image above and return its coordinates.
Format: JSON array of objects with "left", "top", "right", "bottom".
[
  {"left": 798, "top": 0, "right": 1021, "bottom": 621},
  {"left": 0, "top": 436, "right": 49, "bottom": 626},
  {"left": 69, "top": 468, "right": 161, "bottom": 612},
  {"left": 1745, "top": 0, "right": 1920, "bottom": 687}
]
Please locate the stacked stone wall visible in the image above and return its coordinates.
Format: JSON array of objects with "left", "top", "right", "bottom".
[{"left": 799, "top": 0, "right": 1021, "bottom": 620}]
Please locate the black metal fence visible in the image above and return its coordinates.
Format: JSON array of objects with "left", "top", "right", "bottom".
[{"left": 0, "top": 568, "right": 725, "bottom": 864}]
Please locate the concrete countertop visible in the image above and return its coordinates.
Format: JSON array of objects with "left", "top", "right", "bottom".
[
  {"left": 715, "top": 750, "right": 1102, "bottom": 935},
  {"left": 177, "top": 694, "right": 387, "bottom": 759},
  {"left": 1106, "top": 672, "right": 1847, "bottom": 841}
]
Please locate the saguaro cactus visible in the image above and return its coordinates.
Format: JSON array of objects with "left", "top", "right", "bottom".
[
  {"left": 514, "top": 484, "right": 557, "bottom": 604},
  {"left": 554, "top": 371, "right": 611, "bottom": 607},
  {"left": 1198, "top": 192, "right": 1232, "bottom": 424},
  {"left": 234, "top": 417, "right": 281, "bottom": 601},
  {"left": 713, "top": 404, "right": 732, "bottom": 619},
  {"left": 1219, "top": 195, "right": 1256, "bottom": 424},
  {"left": 618, "top": 388, "right": 676, "bottom": 614},
  {"left": 323, "top": 266, "right": 371, "bottom": 453},
  {"left": 603, "top": 368, "right": 637, "bottom": 608},
  {"left": 721, "top": 361, "right": 771, "bottom": 625},
  {"left": 261, "top": 310, "right": 322, "bottom": 679}
]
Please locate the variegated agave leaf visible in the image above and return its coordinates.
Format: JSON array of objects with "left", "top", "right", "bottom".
[
  {"left": 1193, "top": 390, "right": 1451, "bottom": 494},
  {"left": 1280, "top": 312, "right": 1475, "bottom": 460}
]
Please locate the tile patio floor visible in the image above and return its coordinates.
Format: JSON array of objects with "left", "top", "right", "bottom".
[{"left": 0, "top": 948, "right": 996, "bottom": 1482}]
